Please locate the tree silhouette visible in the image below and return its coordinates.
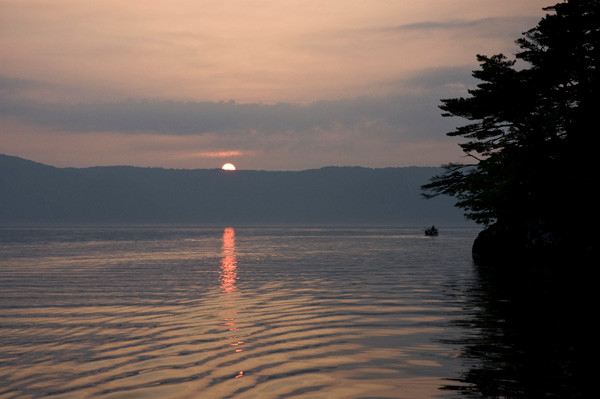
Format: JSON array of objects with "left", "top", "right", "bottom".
[{"left": 423, "top": 0, "right": 598, "bottom": 256}]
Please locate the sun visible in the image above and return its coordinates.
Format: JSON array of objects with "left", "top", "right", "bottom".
[{"left": 221, "top": 163, "right": 236, "bottom": 171}]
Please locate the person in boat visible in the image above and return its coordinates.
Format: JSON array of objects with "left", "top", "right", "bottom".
[{"left": 425, "top": 225, "right": 438, "bottom": 235}]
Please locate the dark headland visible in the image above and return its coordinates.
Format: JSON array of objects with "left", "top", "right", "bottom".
[{"left": 421, "top": 0, "right": 596, "bottom": 267}]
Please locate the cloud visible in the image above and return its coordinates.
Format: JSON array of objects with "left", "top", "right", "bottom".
[
  {"left": 0, "top": 1, "right": 549, "bottom": 170},
  {"left": 0, "top": 95, "right": 441, "bottom": 139},
  {"left": 0, "top": 70, "right": 472, "bottom": 169},
  {"left": 0, "top": 66, "right": 474, "bottom": 140},
  {"left": 0, "top": 120, "right": 464, "bottom": 170},
  {"left": 402, "top": 66, "right": 478, "bottom": 90},
  {"left": 0, "top": 2, "right": 547, "bottom": 104},
  {"left": 387, "top": 16, "right": 539, "bottom": 35},
  {"left": 0, "top": 76, "right": 46, "bottom": 93},
  {"left": 175, "top": 150, "right": 246, "bottom": 159}
]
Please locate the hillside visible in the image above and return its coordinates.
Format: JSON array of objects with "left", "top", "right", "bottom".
[{"left": 0, "top": 154, "right": 465, "bottom": 225}]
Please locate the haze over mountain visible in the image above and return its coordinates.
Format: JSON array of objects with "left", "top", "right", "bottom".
[{"left": 0, "top": 154, "right": 466, "bottom": 225}]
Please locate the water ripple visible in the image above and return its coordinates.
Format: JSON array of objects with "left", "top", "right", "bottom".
[{"left": 0, "top": 226, "right": 478, "bottom": 398}]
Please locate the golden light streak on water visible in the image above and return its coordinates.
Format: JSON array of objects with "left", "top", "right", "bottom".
[{"left": 219, "top": 227, "right": 238, "bottom": 294}]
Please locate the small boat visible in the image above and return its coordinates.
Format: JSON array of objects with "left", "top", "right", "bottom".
[{"left": 424, "top": 225, "right": 438, "bottom": 236}]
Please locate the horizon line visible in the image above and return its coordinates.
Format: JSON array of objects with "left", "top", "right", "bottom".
[{"left": 1, "top": 153, "right": 445, "bottom": 172}]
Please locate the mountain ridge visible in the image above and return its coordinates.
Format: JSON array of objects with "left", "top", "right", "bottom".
[{"left": 1, "top": 154, "right": 466, "bottom": 225}]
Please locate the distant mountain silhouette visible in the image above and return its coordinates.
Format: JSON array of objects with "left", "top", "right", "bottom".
[{"left": 0, "top": 154, "right": 466, "bottom": 224}]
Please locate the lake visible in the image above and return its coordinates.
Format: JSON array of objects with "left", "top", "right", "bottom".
[{"left": 0, "top": 225, "right": 585, "bottom": 398}]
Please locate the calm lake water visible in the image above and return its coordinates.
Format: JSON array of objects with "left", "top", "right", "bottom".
[{"left": 0, "top": 226, "right": 585, "bottom": 398}]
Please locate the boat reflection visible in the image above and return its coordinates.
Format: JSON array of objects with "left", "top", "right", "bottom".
[{"left": 219, "top": 227, "right": 238, "bottom": 294}]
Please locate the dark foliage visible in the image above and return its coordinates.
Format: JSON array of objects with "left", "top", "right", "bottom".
[{"left": 422, "top": 0, "right": 598, "bottom": 245}]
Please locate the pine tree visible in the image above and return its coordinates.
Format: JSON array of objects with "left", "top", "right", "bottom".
[{"left": 422, "top": 0, "right": 598, "bottom": 258}]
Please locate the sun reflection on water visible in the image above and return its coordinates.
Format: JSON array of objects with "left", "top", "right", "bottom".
[
  {"left": 218, "top": 227, "right": 246, "bottom": 376},
  {"left": 219, "top": 227, "right": 237, "bottom": 294}
]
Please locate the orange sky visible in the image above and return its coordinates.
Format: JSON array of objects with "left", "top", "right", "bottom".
[{"left": 1, "top": 0, "right": 549, "bottom": 169}]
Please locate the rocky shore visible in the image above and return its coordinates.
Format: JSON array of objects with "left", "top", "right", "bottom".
[{"left": 472, "top": 219, "right": 594, "bottom": 266}]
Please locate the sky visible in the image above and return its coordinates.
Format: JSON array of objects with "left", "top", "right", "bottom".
[{"left": 1, "top": 0, "right": 550, "bottom": 170}]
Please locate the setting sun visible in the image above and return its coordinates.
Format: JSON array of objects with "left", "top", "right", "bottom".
[{"left": 221, "top": 163, "right": 236, "bottom": 171}]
